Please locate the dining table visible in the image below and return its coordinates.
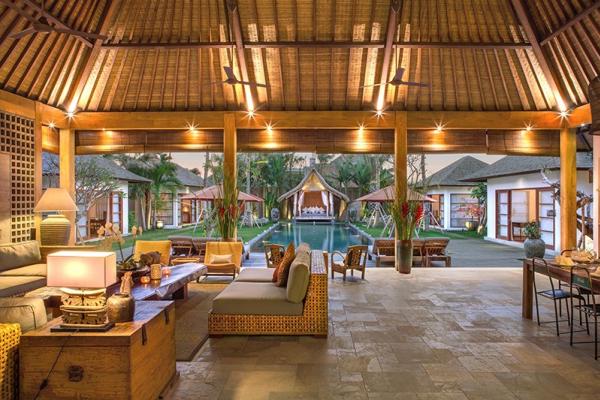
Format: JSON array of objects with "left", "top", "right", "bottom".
[{"left": 522, "top": 258, "right": 600, "bottom": 319}]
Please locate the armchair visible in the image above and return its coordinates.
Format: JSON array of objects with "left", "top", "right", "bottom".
[
  {"left": 204, "top": 241, "right": 243, "bottom": 279},
  {"left": 263, "top": 241, "right": 285, "bottom": 269},
  {"left": 331, "top": 245, "right": 368, "bottom": 281}
]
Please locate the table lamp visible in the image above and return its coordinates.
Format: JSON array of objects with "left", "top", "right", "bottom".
[
  {"left": 34, "top": 188, "right": 78, "bottom": 245},
  {"left": 46, "top": 251, "right": 117, "bottom": 332}
]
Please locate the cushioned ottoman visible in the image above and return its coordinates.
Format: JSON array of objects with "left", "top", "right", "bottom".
[{"left": 235, "top": 268, "right": 273, "bottom": 283}]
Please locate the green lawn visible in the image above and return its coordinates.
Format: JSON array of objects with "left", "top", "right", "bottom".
[
  {"left": 353, "top": 222, "right": 482, "bottom": 240},
  {"left": 113, "top": 222, "right": 274, "bottom": 250}
]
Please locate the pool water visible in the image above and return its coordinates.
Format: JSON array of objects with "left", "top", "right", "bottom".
[{"left": 252, "top": 222, "right": 369, "bottom": 253}]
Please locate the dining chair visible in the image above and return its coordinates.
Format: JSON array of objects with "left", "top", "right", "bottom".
[
  {"left": 532, "top": 258, "right": 585, "bottom": 336},
  {"left": 569, "top": 266, "right": 598, "bottom": 358}
]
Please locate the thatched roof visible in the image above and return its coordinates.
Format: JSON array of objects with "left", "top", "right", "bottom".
[
  {"left": 174, "top": 164, "right": 204, "bottom": 188},
  {"left": 42, "top": 153, "right": 150, "bottom": 183},
  {"left": 463, "top": 153, "right": 593, "bottom": 181},
  {"left": 278, "top": 168, "right": 350, "bottom": 202},
  {"left": 0, "top": 1, "right": 598, "bottom": 112},
  {"left": 416, "top": 156, "right": 489, "bottom": 188}
]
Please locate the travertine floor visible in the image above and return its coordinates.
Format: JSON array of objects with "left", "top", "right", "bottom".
[{"left": 166, "top": 268, "right": 600, "bottom": 399}]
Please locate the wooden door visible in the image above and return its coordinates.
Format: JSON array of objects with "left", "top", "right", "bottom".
[{"left": 0, "top": 153, "right": 10, "bottom": 243}]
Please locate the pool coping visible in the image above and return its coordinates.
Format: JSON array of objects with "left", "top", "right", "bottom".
[{"left": 244, "top": 221, "right": 281, "bottom": 253}]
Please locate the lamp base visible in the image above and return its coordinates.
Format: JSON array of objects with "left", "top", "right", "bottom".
[
  {"left": 40, "top": 214, "right": 71, "bottom": 245},
  {"left": 58, "top": 288, "right": 113, "bottom": 331}
]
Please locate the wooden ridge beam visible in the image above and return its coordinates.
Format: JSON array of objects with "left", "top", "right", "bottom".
[
  {"left": 510, "top": 0, "right": 570, "bottom": 110},
  {"left": 17, "top": 0, "right": 94, "bottom": 47},
  {"left": 540, "top": 2, "right": 600, "bottom": 46},
  {"left": 226, "top": 0, "right": 254, "bottom": 111},
  {"left": 100, "top": 40, "right": 532, "bottom": 50},
  {"left": 65, "top": 0, "right": 121, "bottom": 112},
  {"left": 376, "top": 0, "right": 402, "bottom": 111}
]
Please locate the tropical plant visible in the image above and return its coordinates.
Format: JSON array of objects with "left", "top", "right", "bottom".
[
  {"left": 352, "top": 157, "right": 374, "bottom": 195},
  {"left": 523, "top": 221, "right": 541, "bottom": 240},
  {"left": 330, "top": 157, "right": 354, "bottom": 195},
  {"left": 214, "top": 173, "right": 244, "bottom": 239},
  {"left": 389, "top": 190, "right": 424, "bottom": 241},
  {"left": 471, "top": 182, "right": 488, "bottom": 229}
]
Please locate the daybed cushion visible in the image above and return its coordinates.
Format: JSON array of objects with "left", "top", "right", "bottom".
[
  {"left": 212, "top": 282, "right": 303, "bottom": 316},
  {"left": 0, "top": 297, "right": 48, "bottom": 333},
  {"left": 0, "top": 241, "right": 42, "bottom": 272},
  {"left": 236, "top": 268, "right": 273, "bottom": 283},
  {"left": 0, "top": 276, "right": 46, "bottom": 297},
  {"left": 287, "top": 255, "right": 311, "bottom": 303},
  {"left": 0, "top": 263, "right": 46, "bottom": 277}
]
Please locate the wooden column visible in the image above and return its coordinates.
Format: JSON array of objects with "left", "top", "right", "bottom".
[
  {"left": 593, "top": 135, "right": 600, "bottom": 253},
  {"left": 59, "top": 128, "right": 76, "bottom": 245},
  {"left": 560, "top": 126, "right": 577, "bottom": 252},
  {"left": 394, "top": 112, "right": 408, "bottom": 271},
  {"left": 223, "top": 113, "right": 237, "bottom": 239},
  {"left": 34, "top": 104, "right": 43, "bottom": 240}
]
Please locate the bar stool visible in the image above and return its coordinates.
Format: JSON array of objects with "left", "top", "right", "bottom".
[{"left": 532, "top": 258, "right": 585, "bottom": 336}]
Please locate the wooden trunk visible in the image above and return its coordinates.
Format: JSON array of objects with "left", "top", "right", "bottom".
[{"left": 20, "top": 301, "right": 176, "bottom": 400}]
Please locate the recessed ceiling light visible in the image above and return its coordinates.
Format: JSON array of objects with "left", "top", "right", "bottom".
[{"left": 47, "top": 122, "right": 55, "bottom": 129}]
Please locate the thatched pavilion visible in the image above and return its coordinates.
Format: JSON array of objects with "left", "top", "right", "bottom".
[{"left": 1, "top": 1, "right": 600, "bottom": 398}]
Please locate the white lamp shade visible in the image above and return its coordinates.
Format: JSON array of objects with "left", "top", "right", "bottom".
[
  {"left": 34, "top": 188, "right": 78, "bottom": 212},
  {"left": 47, "top": 251, "right": 117, "bottom": 289}
]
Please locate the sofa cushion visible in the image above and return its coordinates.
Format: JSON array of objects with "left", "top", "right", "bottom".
[
  {"left": 236, "top": 268, "right": 273, "bottom": 283},
  {"left": 0, "top": 241, "right": 42, "bottom": 272},
  {"left": 0, "top": 263, "right": 46, "bottom": 277},
  {"left": 212, "top": 282, "right": 303, "bottom": 316},
  {"left": 286, "top": 255, "right": 311, "bottom": 304},
  {"left": 0, "top": 297, "right": 48, "bottom": 333},
  {"left": 0, "top": 276, "right": 46, "bottom": 297},
  {"left": 276, "top": 243, "right": 295, "bottom": 287}
]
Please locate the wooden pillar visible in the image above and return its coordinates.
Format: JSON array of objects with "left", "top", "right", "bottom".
[
  {"left": 223, "top": 113, "right": 237, "bottom": 239},
  {"left": 560, "top": 126, "right": 577, "bottom": 252},
  {"left": 593, "top": 135, "right": 600, "bottom": 253},
  {"left": 33, "top": 104, "right": 43, "bottom": 240},
  {"left": 59, "top": 128, "right": 76, "bottom": 245},
  {"left": 394, "top": 112, "right": 408, "bottom": 271}
]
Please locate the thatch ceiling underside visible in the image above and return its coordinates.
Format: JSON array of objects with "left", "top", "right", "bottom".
[{"left": 0, "top": 0, "right": 598, "bottom": 113}]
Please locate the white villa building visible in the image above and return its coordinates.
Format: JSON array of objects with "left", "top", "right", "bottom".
[
  {"left": 463, "top": 154, "right": 593, "bottom": 254},
  {"left": 418, "top": 156, "right": 489, "bottom": 230}
]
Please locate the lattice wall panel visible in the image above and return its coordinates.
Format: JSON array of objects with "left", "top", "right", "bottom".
[{"left": 0, "top": 111, "right": 35, "bottom": 243}]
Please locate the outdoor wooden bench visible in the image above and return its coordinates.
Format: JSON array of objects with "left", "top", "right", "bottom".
[{"left": 370, "top": 237, "right": 450, "bottom": 267}]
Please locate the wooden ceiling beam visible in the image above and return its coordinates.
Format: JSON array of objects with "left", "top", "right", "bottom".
[
  {"left": 510, "top": 0, "right": 570, "bottom": 110},
  {"left": 226, "top": 0, "right": 254, "bottom": 111},
  {"left": 67, "top": 109, "right": 590, "bottom": 130},
  {"left": 100, "top": 40, "right": 531, "bottom": 50},
  {"left": 13, "top": 0, "right": 94, "bottom": 47},
  {"left": 376, "top": 0, "right": 402, "bottom": 111},
  {"left": 540, "top": 2, "right": 600, "bottom": 46},
  {"left": 64, "top": 0, "right": 121, "bottom": 112}
]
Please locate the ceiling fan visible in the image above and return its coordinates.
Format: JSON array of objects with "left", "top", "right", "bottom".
[
  {"left": 6, "top": 0, "right": 107, "bottom": 43},
  {"left": 208, "top": 66, "right": 268, "bottom": 88},
  {"left": 361, "top": 67, "right": 429, "bottom": 88}
]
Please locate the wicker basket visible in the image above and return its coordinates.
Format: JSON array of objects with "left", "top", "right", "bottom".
[{"left": 0, "top": 323, "right": 20, "bottom": 400}]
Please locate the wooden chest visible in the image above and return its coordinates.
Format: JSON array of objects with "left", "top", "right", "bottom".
[{"left": 20, "top": 301, "right": 176, "bottom": 400}]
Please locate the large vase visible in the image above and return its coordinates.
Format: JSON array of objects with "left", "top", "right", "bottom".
[
  {"left": 396, "top": 240, "right": 413, "bottom": 274},
  {"left": 524, "top": 238, "right": 546, "bottom": 258}
]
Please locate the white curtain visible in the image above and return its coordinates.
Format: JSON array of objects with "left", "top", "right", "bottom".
[
  {"left": 329, "top": 192, "right": 334, "bottom": 216},
  {"left": 298, "top": 192, "right": 304, "bottom": 215},
  {"left": 321, "top": 191, "right": 329, "bottom": 215},
  {"left": 293, "top": 192, "right": 298, "bottom": 217}
]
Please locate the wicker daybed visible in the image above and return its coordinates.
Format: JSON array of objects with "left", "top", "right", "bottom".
[{"left": 208, "top": 246, "right": 328, "bottom": 337}]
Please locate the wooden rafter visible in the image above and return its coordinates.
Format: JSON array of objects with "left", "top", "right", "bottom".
[
  {"left": 64, "top": 0, "right": 121, "bottom": 112},
  {"left": 226, "top": 0, "right": 253, "bottom": 111},
  {"left": 540, "top": 1, "right": 600, "bottom": 46},
  {"left": 376, "top": 0, "right": 402, "bottom": 111},
  {"left": 510, "top": 0, "right": 570, "bottom": 110}
]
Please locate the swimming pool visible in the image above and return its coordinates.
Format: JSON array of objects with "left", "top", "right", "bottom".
[{"left": 252, "top": 222, "right": 370, "bottom": 253}]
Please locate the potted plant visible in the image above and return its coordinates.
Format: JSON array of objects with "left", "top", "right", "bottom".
[
  {"left": 463, "top": 204, "right": 482, "bottom": 231},
  {"left": 390, "top": 192, "right": 424, "bottom": 274},
  {"left": 523, "top": 221, "right": 546, "bottom": 258},
  {"left": 214, "top": 174, "right": 244, "bottom": 241}
]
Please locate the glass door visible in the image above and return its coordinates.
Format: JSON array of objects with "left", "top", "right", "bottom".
[{"left": 496, "top": 190, "right": 510, "bottom": 240}]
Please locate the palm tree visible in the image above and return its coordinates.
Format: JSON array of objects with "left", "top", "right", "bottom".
[
  {"left": 330, "top": 157, "right": 354, "bottom": 195},
  {"left": 352, "top": 157, "right": 374, "bottom": 195}
]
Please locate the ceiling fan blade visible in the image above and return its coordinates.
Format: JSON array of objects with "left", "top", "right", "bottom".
[
  {"left": 223, "top": 66, "right": 237, "bottom": 81},
  {"left": 359, "top": 82, "right": 386, "bottom": 88},
  {"left": 238, "top": 81, "right": 268, "bottom": 88},
  {"left": 392, "top": 67, "right": 405, "bottom": 82},
  {"left": 10, "top": 27, "right": 37, "bottom": 39},
  {"left": 402, "top": 81, "right": 429, "bottom": 88},
  {"left": 202, "top": 81, "right": 226, "bottom": 86}
]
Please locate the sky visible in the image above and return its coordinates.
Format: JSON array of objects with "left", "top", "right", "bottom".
[{"left": 170, "top": 152, "right": 503, "bottom": 176}]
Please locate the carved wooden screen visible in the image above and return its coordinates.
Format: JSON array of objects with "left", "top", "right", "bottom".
[{"left": 0, "top": 111, "right": 35, "bottom": 243}]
